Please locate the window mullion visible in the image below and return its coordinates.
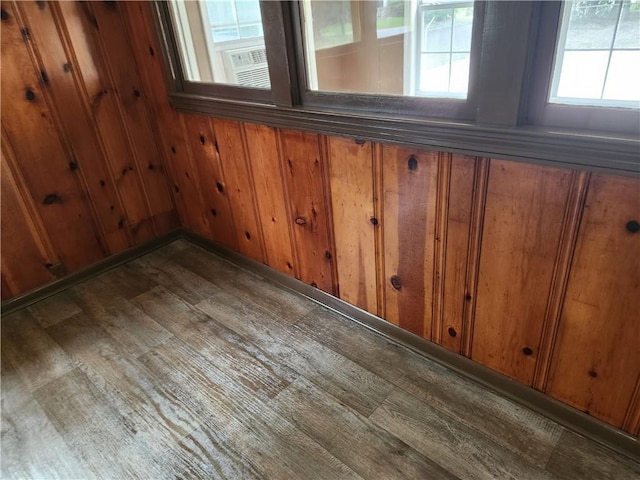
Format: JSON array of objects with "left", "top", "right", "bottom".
[
  {"left": 260, "top": 0, "right": 299, "bottom": 107},
  {"left": 474, "top": 1, "right": 538, "bottom": 127}
]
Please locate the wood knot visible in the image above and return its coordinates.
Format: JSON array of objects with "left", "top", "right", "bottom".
[
  {"left": 199, "top": 134, "right": 205, "bottom": 145},
  {"left": 133, "top": 89, "right": 141, "bottom": 97},
  {"left": 354, "top": 138, "right": 366, "bottom": 145},
  {"left": 36, "top": 1, "right": 46, "bottom": 10},
  {"left": 390, "top": 275, "right": 402, "bottom": 290},
  {"left": 1, "top": 8, "right": 9, "bottom": 21},
  {"left": 25, "top": 88, "right": 36, "bottom": 101},
  {"left": 310, "top": 282, "right": 318, "bottom": 288},
  {"left": 245, "top": 232, "right": 251, "bottom": 240},
  {"left": 68, "top": 160, "right": 79, "bottom": 171},
  {"left": 43, "top": 193, "right": 61, "bottom": 205},
  {"left": 370, "top": 217, "right": 378, "bottom": 226},
  {"left": 325, "top": 250, "right": 332, "bottom": 260},
  {"left": 626, "top": 220, "right": 639, "bottom": 233},
  {"left": 295, "top": 217, "right": 307, "bottom": 225},
  {"left": 447, "top": 327, "right": 457, "bottom": 337},
  {"left": 522, "top": 347, "right": 533, "bottom": 356},
  {"left": 216, "top": 182, "right": 224, "bottom": 193},
  {"left": 588, "top": 370, "right": 597, "bottom": 378},
  {"left": 408, "top": 156, "right": 418, "bottom": 171},
  {"left": 210, "top": 209, "right": 217, "bottom": 217},
  {"left": 149, "top": 46, "right": 155, "bottom": 56}
]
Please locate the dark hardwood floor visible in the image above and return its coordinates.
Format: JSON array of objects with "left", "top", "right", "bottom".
[{"left": 2, "top": 239, "right": 639, "bottom": 479}]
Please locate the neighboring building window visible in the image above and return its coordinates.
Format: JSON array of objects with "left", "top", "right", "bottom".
[{"left": 550, "top": 0, "right": 640, "bottom": 107}]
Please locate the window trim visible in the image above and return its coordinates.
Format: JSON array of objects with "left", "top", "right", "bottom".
[{"left": 153, "top": 0, "right": 640, "bottom": 177}]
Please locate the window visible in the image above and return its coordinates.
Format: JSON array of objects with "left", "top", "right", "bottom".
[
  {"left": 550, "top": 0, "right": 640, "bottom": 106},
  {"left": 300, "top": 0, "right": 477, "bottom": 100},
  {"left": 527, "top": 0, "right": 640, "bottom": 134},
  {"left": 156, "top": 0, "right": 639, "bottom": 172},
  {"left": 166, "top": 0, "right": 272, "bottom": 95}
]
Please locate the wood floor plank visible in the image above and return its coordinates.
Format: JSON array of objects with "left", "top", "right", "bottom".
[
  {"left": 196, "top": 290, "right": 394, "bottom": 417},
  {"left": 1, "top": 310, "right": 76, "bottom": 392},
  {"left": 139, "top": 336, "right": 363, "bottom": 480},
  {"left": 295, "top": 306, "right": 563, "bottom": 466},
  {"left": 26, "top": 290, "right": 82, "bottom": 328},
  {"left": 545, "top": 430, "right": 640, "bottom": 480},
  {"left": 71, "top": 278, "right": 173, "bottom": 358},
  {"left": 1, "top": 350, "right": 90, "bottom": 480},
  {"left": 129, "top": 250, "right": 219, "bottom": 305},
  {"left": 45, "top": 313, "right": 202, "bottom": 451},
  {"left": 33, "top": 369, "right": 173, "bottom": 480},
  {"left": 159, "top": 241, "right": 317, "bottom": 321},
  {"left": 271, "top": 376, "right": 458, "bottom": 480},
  {"left": 131, "top": 285, "right": 298, "bottom": 400},
  {"left": 369, "top": 389, "right": 553, "bottom": 480}
]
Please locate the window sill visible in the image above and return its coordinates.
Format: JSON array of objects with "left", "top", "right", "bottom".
[{"left": 170, "top": 92, "right": 639, "bottom": 176}]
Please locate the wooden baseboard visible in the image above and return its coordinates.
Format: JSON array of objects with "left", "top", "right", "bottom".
[
  {"left": 183, "top": 230, "right": 640, "bottom": 463},
  {"left": 1, "top": 229, "right": 184, "bottom": 316},
  {"left": 3, "top": 228, "right": 638, "bottom": 461}
]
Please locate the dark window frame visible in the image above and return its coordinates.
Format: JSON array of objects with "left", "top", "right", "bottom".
[{"left": 153, "top": 0, "right": 640, "bottom": 176}]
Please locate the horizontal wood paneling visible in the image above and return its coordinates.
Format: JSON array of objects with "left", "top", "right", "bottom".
[{"left": 1, "top": 0, "right": 177, "bottom": 299}]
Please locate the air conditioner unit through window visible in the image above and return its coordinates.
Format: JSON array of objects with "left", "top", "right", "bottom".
[{"left": 222, "top": 46, "right": 270, "bottom": 89}]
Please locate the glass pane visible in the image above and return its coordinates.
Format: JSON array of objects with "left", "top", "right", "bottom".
[
  {"left": 303, "top": 0, "right": 474, "bottom": 98},
  {"left": 206, "top": 0, "right": 235, "bottom": 26},
  {"left": 603, "top": 51, "right": 640, "bottom": 101},
  {"left": 565, "top": 0, "right": 619, "bottom": 49},
  {"left": 423, "top": 9, "right": 453, "bottom": 52},
  {"left": 614, "top": 0, "right": 640, "bottom": 48},
  {"left": 170, "top": 0, "right": 269, "bottom": 89},
  {"left": 310, "top": 1, "right": 355, "bottom": 50},
  {"left": 239, "top": 23, "right": 263, "bottom": 39},
  {"left": 236, "top": 0, "right": 262, "bottom": 24},
  {"left": 555, "top": 51, "right": 609, "bottom": 99},
  {"left": 452, "top": 7, "right": 474, "bottom": 51},
  {"left": 449, "top": 52, "right": 471, "bottom": 93},
  {"left": 212, "top": 26, "right": 239, "bottom": 42},
  {"left": 420, "top": 53, "right": 450, "bottom": 92}
]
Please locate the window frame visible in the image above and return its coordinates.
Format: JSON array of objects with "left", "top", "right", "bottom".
[
  {"left": 153, "top": 0, "right": 640, "bottom": 176},
  {"left": 291, "top": 0, "right": 486, "bottom": 121},
  {"left": 525, "top": 0, "right": 640, "bottom": 135}
]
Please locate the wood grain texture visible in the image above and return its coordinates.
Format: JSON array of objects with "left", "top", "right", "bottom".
[
  {"left": 328, "top": 137, "right": 377, "bottom": 314},
  {"left": 244, "top": 122, "right": 295, "bottom": 275},
  {"left": 3, "top": 240, "right": 639, "bottom": 479},
  {"left": 472, "top": 160, "right": 572, "bottom": 384},
  {"left": 1, "top": 146, "right": 55, "bottom": 296},
  {"left": 182, "top": 114, "right": 237, "bottom": 248},
  {"left": 87, "top": 1, "right": 175, "bottom": 233},
  {"left": 545, "top": 174, "right": 640, "bottom": 428},
  {"left": 279, "top": 129, "right": 336, "bottom": 293},
  {"left": 213, "top": 119, "right": 265, "bottom": 262},
  {"left": 382, "top": 145, "right": 439, "bottom": 338},
  {"left": 440, "top": 155, "right": 476, "bottom": 352},
  {"left": 19, "top": 0, "right": 132, "bottom": 253},
  {"left": 0, "top": 0, "right": 177, "bottom": 299},
  {"left": 1, "top": 1, "right": 105, "bottom": 271}
]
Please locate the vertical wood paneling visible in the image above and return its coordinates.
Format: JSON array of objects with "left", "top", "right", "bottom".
[
  {"left": 244, "top": 123, "right": 295, "bottom": 275},
  {"left": 58, "top": 1, "right": 156, "bottom": 244},
  {"left": 545, "top": 174, "right": 640, "bottom": 427},
  {"left": 1, "top": 145, "right": 56, "bottom": 294},
  {"left": 86, "top": 1, "right": 175, "bottom": 235},
  {"left": 182, "top": 115, "right": 237, "bottom": 248},
  {"left": 279, "top": 129, "right": 336, "bottom": 294},
  {"left": 472, "top": 161, "right": 572, "bottom": 384},
  {"left": 327, "top": 137, "right": 377, "bottom": 314},
  {"left": 382, "top": 146, "right": 439, "bottom": 338},
  {"left": 19, "top": 1, "right": 132, "bottom": 254},
  {"left": 1, "top": 0, "right": 177, "bottom": 300},
  {"left": 118, "top": 1, "right": 200, "bottom": 235},
  {"left": 1, "top": 2, "right": 105, "bottom": 271},
  {"left": 213, "top": 119, "right": 265, "bottom": 262},
  {"left": 440, "top": 155, "right": 476, "bottom": 353}
]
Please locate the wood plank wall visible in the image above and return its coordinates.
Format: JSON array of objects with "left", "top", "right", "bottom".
[
  {"left": 2, "top": 1, "right": 638, "bottom": 438},
  {"left": 0, "top": 0, "right": 178, "bottom": 299}
]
